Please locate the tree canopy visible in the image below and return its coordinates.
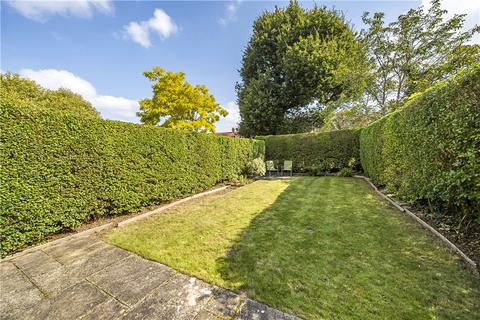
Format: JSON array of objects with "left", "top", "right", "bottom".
[
  {"left": 0, "top": 72, "right": 100, "bottom": 119},
  {"left": 237, "top": 1, "right": 369, "bottom": 136},
  {"left": 138, "top": 67, "right": 227, "bottom": 133},
  {"left": 360, "top": 0, "right": 479, "bottom": 115}
]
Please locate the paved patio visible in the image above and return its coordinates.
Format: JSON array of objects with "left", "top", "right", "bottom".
[{"left": 0, "top": 235, "right": 300, "bottom": 320}]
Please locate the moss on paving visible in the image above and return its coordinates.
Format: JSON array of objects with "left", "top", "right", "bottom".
[{"left": 104, "top": 177, "right": 480, "bottom": 319}]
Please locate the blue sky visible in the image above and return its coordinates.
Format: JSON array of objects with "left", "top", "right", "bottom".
[{"left": 2, "top": 0, "right": 478, "bottom": 131}]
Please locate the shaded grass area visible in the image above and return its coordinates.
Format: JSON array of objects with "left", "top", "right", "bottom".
[{"left": 103, "top": 177, "right": 480, "bottom": 319}]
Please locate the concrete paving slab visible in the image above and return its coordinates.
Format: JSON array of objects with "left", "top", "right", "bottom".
[
  {"left": 10, "top": 250, "right": 53, "bottom": 271},
  {"left": 0, "top": 262, "right": 44, "bottom": 320},
  {"left": 205, "top": 287, "right": 243, "bottom": 317},
  {"left": 235, "top": 299, "right": 300, "bottom": 320},
  {"left": 45, "top": 238, "right": 110, "bottom": 265},
  {"left": 87, "top": 254, "right": 175, "bottom": 307},
  {"left": 67, "top": 244, "right": 132, "bottom": 279},
  {"left": 1, "top": 235, "right": 301, "bottom": 319},
  {"left": 121, "top": 273, "right": 212, "bottom": 320},
  {"left": 15, "top": 256, "right": 74, "bottom": 297},
  {"left": 43, "top": 236, "right": 101, "bottom": 260},
  {"left": 194, "top": 309, "right": 226, "bottom": 320},
  {"left": 81, "top": 298, "right": 128, "bottom": 320},
  {"left": 22, "top": 281, "right": 109, "bottom": 320}
]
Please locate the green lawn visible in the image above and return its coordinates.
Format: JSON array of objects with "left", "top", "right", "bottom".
[{"left": 103, "top": 177, "right": 480, "bottom": 319}]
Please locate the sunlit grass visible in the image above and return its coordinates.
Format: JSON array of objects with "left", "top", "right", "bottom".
[{"left": 103, "top": 177, "right": 480, "bottom": 319}]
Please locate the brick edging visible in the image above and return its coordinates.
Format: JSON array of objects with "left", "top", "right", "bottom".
[{"left": 354, "top": 175, "right": 478, "bottom": 274}]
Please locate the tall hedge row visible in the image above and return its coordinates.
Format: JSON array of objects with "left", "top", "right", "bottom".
[
  {"left": 258, "top": 129, "right": 360, "bottom": 173},
  {"left": 360, "top": 64, "right": 480, "bottom": 223},
  {"left": 0, "top": 101, "right": 264, "bottom": 256}
]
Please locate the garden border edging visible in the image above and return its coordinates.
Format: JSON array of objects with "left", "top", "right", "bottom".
[
  {"left": 116, "top": 185, "right": 228, "bottom": 227},
  {"left": 354, "top": 175, "right": 478, "bottom": 274},
  {"left": 1, "top": 185, "right": 228, "bottom": 262}
]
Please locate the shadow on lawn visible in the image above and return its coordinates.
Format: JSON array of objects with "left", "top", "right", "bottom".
[
  {"left": 215, "top": 177, "right": 327, "bottom": 315},
  {"left": 215, "top": 176, "right": 480, "bottom": 319},
  {"left": 216, "top": 176, "right": 370, "bottom": 287}
]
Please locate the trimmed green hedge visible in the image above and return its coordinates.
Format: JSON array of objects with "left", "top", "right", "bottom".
[
  {"left": 0, "top": 101, "right": 264, "bottom": 257},
  {"left": 258, "top": 129, "right": 360, "bottom": 173},
  {"left": 359, "top": 119, "right": 386, "bottom": 185},
  {"left": 360, "top": 64, "right": 480, "bottom": 224}
]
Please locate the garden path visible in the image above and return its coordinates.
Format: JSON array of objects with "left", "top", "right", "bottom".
[{"left": 0, "top": 234, "right": 300, "bottom": 320}]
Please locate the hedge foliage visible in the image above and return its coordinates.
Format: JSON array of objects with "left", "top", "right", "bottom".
[
  {"left": 258, "top": 129, "right": 360, "bottom": 174},
  {"left": 0, "top": 101, "right": 264, "bottom": 257},
  {"left": 1, "top": 73, "right": 100, "bottom": 119},
  {"left": 360, "top": 64, "right": 480, "bottom": 224}
]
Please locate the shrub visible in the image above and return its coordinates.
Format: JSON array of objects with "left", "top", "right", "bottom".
[
  {"left": 245, "top": 158, "right": 266, "bottom": 177},
  {"left": 360, "top": 63, "right": 480, "bottom": 225},
  {"left": 257, "top": 129, "right": 360, "bottom": 174},
  {"left": 334, "top": 158, "right": 357, "bottom": 177},
  {"left": 0, "top": 100, "right": 264, "bottom": 257},
  {"left": 337, "top": 167, "right": 353, "bottom": 177},
  {"left": 308, "top": 160, "right": 336, "bottom": 176}
]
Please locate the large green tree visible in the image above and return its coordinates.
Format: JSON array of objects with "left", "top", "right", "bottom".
[
  {"left": 237, "top": 1, "right": 369, "bottom": 136},
  {"left": 361, "top": 0, "right": 479, "bottom": 114},
  {"left": 138, "top": 67, "right": 227, "bottom": 133}
]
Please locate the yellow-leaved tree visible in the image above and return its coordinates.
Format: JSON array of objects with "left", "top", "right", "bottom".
[{"left": 137, "top": 67, "right": 227, "bottom": 133}]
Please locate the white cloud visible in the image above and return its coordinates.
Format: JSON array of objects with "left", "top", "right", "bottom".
[
  {"left": 125, "top": 21, "right": 151, "bottom": 48},
  {"left": 19, "top": 69, "right": 138, "bottom": 121},
  {"left": 421, "top": 0, "right": 480, "bottom": 43},
  {"left": 123, "top": 8, "right": 178, "bottom": 48},
  {"left": 20, "top": 69, "right": 96, "bottom": 97},
  {"left": 216, "top": 101, "right": 240, "bottom": 132},
  {"left": 148, "top": 9, "right": 178, "bottom": 39},
  {"left": 91, "top": 95, "right": 138, "bottom": 118},
  {"left": 6, "top": 0, "right": 114, "bottom": 22},
  {"left": 219, "top": 0, "right": 242, "bottom": 26}
]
